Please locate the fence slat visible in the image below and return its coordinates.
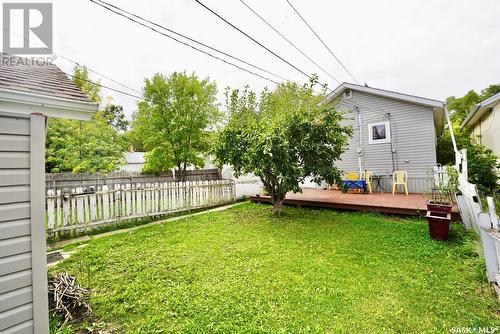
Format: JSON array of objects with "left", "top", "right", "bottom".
[
  {"left": 47, "top": 190, "right": 55, "bottom": 233},
  {"left": 46, "top": 180, "right": 235, "bottom": 235}
]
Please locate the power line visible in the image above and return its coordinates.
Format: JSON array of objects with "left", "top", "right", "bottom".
[
  {"left": 194, "top": 0, "right": 313, "bottom": 81},
  {"left": 238, "top": 0, "right": 339, "bottom": 85},
  {"left": 95, "top": 0, "right": 289, "bottom": 83},
  {"left": 191, "top": 0, "right": 372, "bottom": 110},
  {"left": 1, "top": 26, "right": 143, "bottom": 96},
  {"left": 55, "top": 53, "right": 142, "bottom": 95},
  {"left": 91, "top": 0, "right": 283, "bottom": 85},
  {"left": 285, "top": 0, "right": 359, "bottom": 84},
  {"left": 66, "top": 72, "right": 147, "bottom": 101}
]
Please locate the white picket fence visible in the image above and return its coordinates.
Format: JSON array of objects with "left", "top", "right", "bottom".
[{"left": 46, "top": 180, "right": 236, "bottom": 236}]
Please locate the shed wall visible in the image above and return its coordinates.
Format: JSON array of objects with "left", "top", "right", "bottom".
[{"left": 0, "top": 113, "right": 34, "bottom": 333}]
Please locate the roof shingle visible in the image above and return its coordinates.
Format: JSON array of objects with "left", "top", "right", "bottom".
[{"left": 0, "top": 54, "right": 92, "bottom": 102}]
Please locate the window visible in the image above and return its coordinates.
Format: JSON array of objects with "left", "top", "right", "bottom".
[
  {"left": 343, "top": 90, "right": 352, "bottom": 99},
  {"left": 368, "top": 121, "right": 391, "bottom": 144}
]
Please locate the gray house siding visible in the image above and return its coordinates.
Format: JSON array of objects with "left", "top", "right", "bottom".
[
  {"left": 0, "top": 114, "right": 34, "bottom": 333},
  {"left": 335, "top": 90, "right": 437, "bottom": 193}
]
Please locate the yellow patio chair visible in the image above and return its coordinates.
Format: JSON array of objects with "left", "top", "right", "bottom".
[
  {"left": 392, "top": 171, "right": 408, "bottom": 195},
  {"left": 361, "top": 171, "right": 373, "bottom": 194},
  {"left": 345, "top": 172, "right": 359, "bottom": 181}
]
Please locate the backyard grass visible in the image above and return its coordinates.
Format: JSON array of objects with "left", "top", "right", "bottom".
[{"left": 53, "top": 202, "right": 500, "bottom": 333}]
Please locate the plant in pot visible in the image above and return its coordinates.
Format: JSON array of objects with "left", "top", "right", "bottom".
[{"left": 425, "top": 166, "right": 459, "bottom": 240}]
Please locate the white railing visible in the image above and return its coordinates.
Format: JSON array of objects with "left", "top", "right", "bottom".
[
  {"left": 454, "top": 149, "right": 499, "bottom": 284},
  {"left": 443, "top": 107, "right": 499, "bottom": 285},
  {"left": 455, "top": 149, "right": 484, "bottom": 230},
  {"left": 46, "top": 180, "right": 236, "bottom": 236}
]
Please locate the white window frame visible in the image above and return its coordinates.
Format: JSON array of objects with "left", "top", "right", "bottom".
[
  {"left": 343, "top": 90, "right": 352, "bottom": 99},
  {"left": 368, "top": 121, "right": 391, "bottom": 144}
]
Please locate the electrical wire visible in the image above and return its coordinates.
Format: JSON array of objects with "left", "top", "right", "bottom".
[
  {"left": 94, "top": 0, "right": 289, "bottom": 83},
  {"left": 285, "top": 0, "right": 359, "bottom": 84},
  {"left": 194, "top": 0, "right": 312, "bottom": 81},
  {"left": 191, "top": 0, "right": 381, "bottom": 115},
  {"left": 238, "top": 0, "right": 339, "bottom": 84},
  {"left": 65, "top": 73, "right": 147, "bottom": 101},
  {"left": 91, "top": 0, "right": 283, "bottom": 85},
  {"left": 1, "top": 27, "right": 143, "bottom": 97},
  {"left": 55, "top": 53, "right": 142, "bottom": 95}
]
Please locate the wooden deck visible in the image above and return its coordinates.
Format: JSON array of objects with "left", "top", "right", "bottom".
[{"left": 250, "top": 189, "right": 461, "bottom": 221}]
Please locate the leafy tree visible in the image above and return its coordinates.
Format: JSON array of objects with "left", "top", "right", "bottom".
[
  {"left": 72, "top": 65, "right": 102, "bottom": 104},
  {"left": 437, "top": 84, "right": 499, "bottom": 192},
  {"left": 447, "top": 90, "right": 480, "bottom": 123},
  {"left": 214, "top": 79, "right": 351, "bottom": 214},
  {"left": 46, "top": 114, "right": 125, "bottom": 173},
  {"left": 132, "top": 72, "right": 220, "bottom": 177},
  {"left": 437, "top": 123, "right": 498, "bottom": 193},
  {"left": 448, "top": 84, "right": 500, "bottom": 123},
  {"left": 101, "top": 103, "right": 129, "bottom": 132},
  {"left": 45, "top": 66, "right": 125, "bottom": 173},
  {"left": 120, "top": 126, "right": 145, "bottom": 152}
]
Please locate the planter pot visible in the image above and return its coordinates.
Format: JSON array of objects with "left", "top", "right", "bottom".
[
  {"left": 426, "top": 211, "right": 452, "bottom": 241},
  {"left": 426, "top": 202, "right": 453, "bottom": 214}
]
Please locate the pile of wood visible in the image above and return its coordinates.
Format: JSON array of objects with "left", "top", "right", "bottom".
[{"left": 48, "top": 272, "right": 92, "bottom": 321}]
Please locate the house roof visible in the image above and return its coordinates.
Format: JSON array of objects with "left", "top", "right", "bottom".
[
  {"left": 0, "top": 54, "right": 97, "bottom": 120},
  {"left": 460, "top": 92, "right": 500, "bottom": 129},
  {"left": 0, "top": 54, "right": 91, "bottom": 102},
  {"left": 124, "top": 152, "right": 145, "bottom": 164},
  {"left": 327, "top": 82, "right": 444, "bottom": 108},
  {"left": 326, "top": 82, "right": 445, "bottom": 135}
]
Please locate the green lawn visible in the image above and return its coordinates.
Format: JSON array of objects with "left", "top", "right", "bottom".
[{"left": 53, "top": 202, "right": 500, "bottom": 333}]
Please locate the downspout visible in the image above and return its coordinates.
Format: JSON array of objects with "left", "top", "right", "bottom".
[
  {"left": 355, "top": 106, "right": 363, "bottom": 174},
  {"left": 387, "top": 112, "right": 396, "bottom": 172}
]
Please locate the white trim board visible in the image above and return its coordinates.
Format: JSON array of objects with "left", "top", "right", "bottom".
[{"left": 0, "top": 88, "right": 98, "bottom": 121}]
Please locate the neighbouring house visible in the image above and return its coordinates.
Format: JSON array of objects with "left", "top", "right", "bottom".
[
  {"left": 120, "top": 152, "right": 217, "bottom": 172},
  {"left": 460, "top": 92, "right": 500, "bottom": 159},
  {"left": 325, "top": 82, "right": 445, "bottom": 193},
  {"left": 121, "top": 152, "right": 146, "bottom": 172},
  {"left": 0, "top": 55, "right": 97, "bottom": 333}
]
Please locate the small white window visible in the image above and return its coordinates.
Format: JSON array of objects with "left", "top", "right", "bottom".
[
  {"left": 368, "top": 121, "right": 391, "bottom": 144},
  {"left": 343, "top": 90, "right": 352, "bottom": 99}
]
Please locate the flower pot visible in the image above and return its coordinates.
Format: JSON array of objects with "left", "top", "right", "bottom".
[
  {"left": 426, "top": 211, "right": 451, "bottom": 241},
  {"left": 426, "top": 202, "right": 453, "bottom": 214}
]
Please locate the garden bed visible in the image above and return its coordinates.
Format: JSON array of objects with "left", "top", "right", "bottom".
[{"left": 51, "top": 203, "right": 500, "bottom": 333}]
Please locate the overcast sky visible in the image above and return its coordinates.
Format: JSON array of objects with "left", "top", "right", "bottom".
[{"left": 47, "top": 0, "right": 500, "bottom": 119}]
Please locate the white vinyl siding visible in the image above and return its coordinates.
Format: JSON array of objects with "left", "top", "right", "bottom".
[{"left": 0, "top": 114, "right": 34, "bottom": 333}]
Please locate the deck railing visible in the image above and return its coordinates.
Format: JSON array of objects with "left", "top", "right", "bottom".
[{"left": 46, "top": 180, "right": 236, "bottom": 237}]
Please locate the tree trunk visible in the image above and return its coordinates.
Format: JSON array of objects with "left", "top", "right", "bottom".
[
  {"left": 176, "top": 163, "right": 182, "bottom": 182},
  {"left": 272, "top": 199, "right": 284, "bottom": 214},
  {"left": 182, "top": 163, "right": 187, "bottom": 182}
]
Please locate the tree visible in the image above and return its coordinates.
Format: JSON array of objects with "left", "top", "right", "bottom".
[
  {"left": 45, "top": 66, "right": 125, "bottom": 173},
  {"left": 214, "top": 79, "right": 351, "bottom": 214},
  {"left": 120, "top": 126, "right": 145, "bottom": 152},
  {"left": 447, "top": 84, "right": 500, "bottom": 123},
  {"left": 437, "top": 123, "right": 498, "bottom": 192},
  {"left": 46, "top": 114, "right": 125, "bottom": 173},
  {"left": 101, "top": 103, "right": 129, "bottom": 132},
  {"left": 72, "top": 65, "right": 102, "bottom": 104},
  {"left": 437, "top": 84, "right": 499, "bottom": 192},
  {"left": 132, "top": 72, "right": 220, "bottom": 177}
]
